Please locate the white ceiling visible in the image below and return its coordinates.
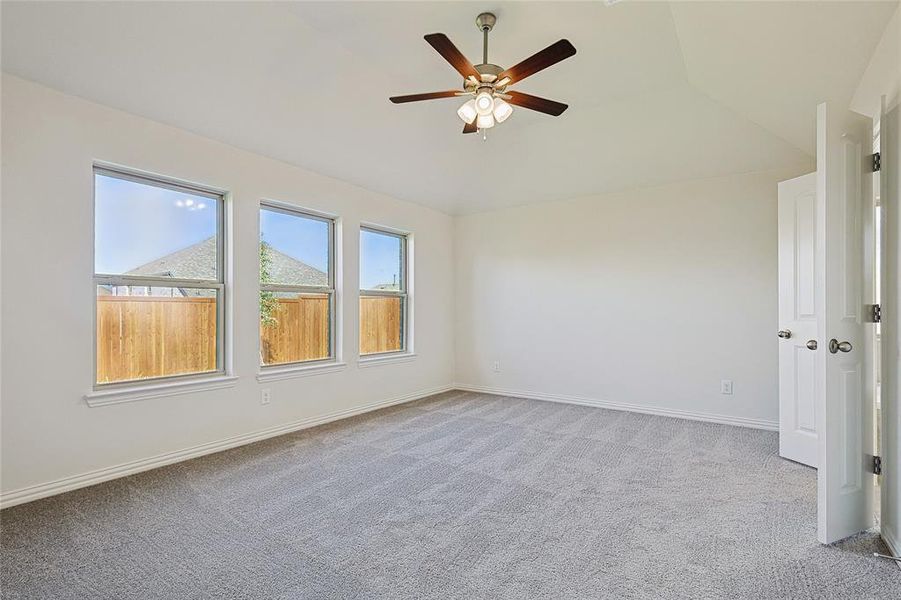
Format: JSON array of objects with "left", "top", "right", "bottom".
[{"left": 2, "top": 1, "right": 895, "bottom": 215}]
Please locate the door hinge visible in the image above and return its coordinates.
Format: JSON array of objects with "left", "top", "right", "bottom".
[
  {"left": 871, "top": 455, "right": 882, "bottom": 476},
  {"left": 871, "top": 152, "right": 881, "bottom": 172},
  {"left": 865, "top": 303, "right": 882, "bottom": 323}
]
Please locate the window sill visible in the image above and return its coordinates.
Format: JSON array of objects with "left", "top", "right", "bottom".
[
  {"left": 357, "top": 353, "right": 417, "bottom": 368},
  {"left": 256, "top": 362, "right": 347, "bottom": 382},
  {"left": 85, "top": 375, "right": 239, "bottom": 408}
]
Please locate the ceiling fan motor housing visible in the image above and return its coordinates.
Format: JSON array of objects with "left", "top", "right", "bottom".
[{"left": 467, "top": 63, "right": 505, "bottom": 91}]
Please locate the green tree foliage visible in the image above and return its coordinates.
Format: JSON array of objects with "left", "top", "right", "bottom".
[{"left": 260, "top": 241, "right": 279, "bottom": 327}]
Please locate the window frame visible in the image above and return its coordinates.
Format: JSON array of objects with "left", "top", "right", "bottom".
[
  {"left": 259, "top": 201, "right": 337, "bottom": 369},
  {"left": 359, "top": 224, "right": 409, "bottom": 357},
  {"left": 92, "top": 165, "right": 227, "bottom": 389}
]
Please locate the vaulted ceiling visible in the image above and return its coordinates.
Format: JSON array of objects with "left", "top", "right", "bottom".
[{"left": 2, "top": 1, "right": 895, "bottom": 214}]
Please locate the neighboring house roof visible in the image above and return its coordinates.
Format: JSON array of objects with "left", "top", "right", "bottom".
[
  {"left": 127, "top": 237, "right": 218, "bottom": 280},
  {"left": 263, "top": 244, "right": 328, "bottom": 287},
  {"left": 126, "top": 237, "right": 327, "bottom": 286},
  {"left": 371, "top": 282, "right": 400, "bottom": 291}
]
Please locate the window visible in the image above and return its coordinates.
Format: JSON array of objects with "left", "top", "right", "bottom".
[
  {"left": 94, "top": 167, "right": 225, "bottom": 385},
  {"left": 359, "top": 227, "right": 408, "bottom": 355},
  {"left": 260, "top": 203, "right": 335, "bottom": 366}
]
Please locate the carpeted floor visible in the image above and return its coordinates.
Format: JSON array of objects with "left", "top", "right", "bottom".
[{"left": 1, "top": 390, "right": 898, "bottom": 599}]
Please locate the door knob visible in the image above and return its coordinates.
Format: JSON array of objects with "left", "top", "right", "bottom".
[
  {"left": 806, "top": 340, "right": 818, "bottom": 350},
  {"left": 777, "top": 330, "right": 792, "bottom": 339},
  {"left": 828, "top": 339, "right": 852, "bottom": 354}
]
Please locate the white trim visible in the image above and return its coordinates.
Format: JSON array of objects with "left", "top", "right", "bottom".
[
  {"left": 359, "top": 221, "right": 411, "bottom": 238},
  {"left": 883, "top": 524, "right": 901, "bottom": 568},
  {"left": 256, "top": 361, "right": 347, "bottom": 382},
  {"left": 4, "top": 384, "right": 453, "bottom": 509},
  {"left": 84, "top": 375, "right": 239, "bottom": 407},
  {"left": 259, "top": 198, "right": 339, "bottom": 222},
  {"left": 358, "top": 352, "right": 417, "bottom": 368},
  {"left": 93, "top": 162, "right": 227, "bottom": 199},
  {"left": 453, "top": 383, "right": 780, "bottom": 431}
]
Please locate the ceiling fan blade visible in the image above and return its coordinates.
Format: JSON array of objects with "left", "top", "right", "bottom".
[
  {"left": 505, "top": 91, "right": 568, "bottom": 116},
  {"left": 389, "top": 90, "right": 460, "bottom": 104},
  {"left": 424, "top": 33, "right": 480, "bottom": 80},
  {"left": 496, "top": 39, "right": 576, "bottom": 85},
  {"left": 462, "top": 121, "right": 477, "bottom": 134}
]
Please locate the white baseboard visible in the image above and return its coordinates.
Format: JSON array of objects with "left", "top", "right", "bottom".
[
  {"left": 454, "top": 383, "right": 779, "bottom": 431},
  {"left": 0, "top": 384, "right": 452, "bottom": 510}
]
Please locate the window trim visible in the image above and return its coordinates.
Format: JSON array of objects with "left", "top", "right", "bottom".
[
  {"left": 259, "top": 201, "right": 338, "bottom": 369},
  {"left": 359, "top": 224, "right": 410, "bottom": 357},
  {"left": 92, "top": 165, "right": 228, "bottom": 389},
  {"left": 84, "top": 374, "right": 239, "bottom": 408}
]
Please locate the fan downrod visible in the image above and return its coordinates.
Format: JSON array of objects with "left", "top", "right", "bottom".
[{"left": 476, "top": 13, "right": 496, "bottom": 65}]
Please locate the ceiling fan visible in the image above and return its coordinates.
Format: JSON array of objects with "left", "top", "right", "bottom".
[{"left": 389, "top": 12, "right": 576, "bottom": 138}]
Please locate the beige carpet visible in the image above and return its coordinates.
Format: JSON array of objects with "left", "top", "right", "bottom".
[{"left": 1, "top": 390, "right": 898, "bottom": 599}]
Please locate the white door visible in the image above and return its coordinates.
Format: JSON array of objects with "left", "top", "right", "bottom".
[
  {"left": 778, "top": 173, "right": 819, "bottom": 468},
  {"left": 816, "top": 102, "right": 876, "bottom": 544},
  {"left": 878, "top": 96, "right": 899, "bottom": 555}
]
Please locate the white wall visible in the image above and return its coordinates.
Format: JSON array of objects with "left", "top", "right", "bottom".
[
  {"left": 454, "top": 168, "right": 812, "bottom": 428},
  {"left": 0, "top": 75, "right": 454, "bottom": 505},
  {"left": 850, "top": 3, "right": 899, "bottom": 120}
]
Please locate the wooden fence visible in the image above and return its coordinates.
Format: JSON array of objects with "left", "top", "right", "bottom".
[
  {"left": 260, "top": 295, "right": 330, "bottom": 365},
  {"left": 96, "top": 295, "right": 217, "bottom": 384},
  {"left": 97, "top": 295, "right": 402, "bottom": 383},
  {"left": 359, "top": 296, "right": 402, "bottom": 355},
  {"left": 261, "top": 295, "right": 402, "bottom": 363}
]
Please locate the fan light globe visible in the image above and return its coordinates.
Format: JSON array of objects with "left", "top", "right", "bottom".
[
  {"left": 493, "top": 99, "right": 513, "bottom": 123},
  {"left": 476, "top": 113, "right": 495, "bottom": 129},
  {"left": 457, "top": 99, "right": 478, "bottom": 124},
  {"left": 475, "top": 91, "right": 494, "bottom": 116}
]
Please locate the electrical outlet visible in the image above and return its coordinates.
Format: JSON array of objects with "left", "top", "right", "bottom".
[
  {"left": 492, "top": 361, "right": 500, "bottom": 373},
  {"left": 261, "top": 388, "right": 271, "bottom": 405},
  {"left": 720, "top": 380, "right": 734, "bottom": 395}
]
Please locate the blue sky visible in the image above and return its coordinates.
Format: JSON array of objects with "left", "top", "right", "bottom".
[
  {"left": 360, "top": 229, "right": 402, "bottom": 289},
  {"left": 260, "top": 208, "right": 328, "bottom": 272},
  {"left": 96, "top": 174, "right": 401, "bottom": 287},
  {"left": 95, "top": 174, "right": 216, "bottom": 274}
]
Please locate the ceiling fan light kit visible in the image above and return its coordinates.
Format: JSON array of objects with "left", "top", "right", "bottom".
[
  {"left": 457, "top": 99, "right": 478, "bottom": 124},
  {"left": 476, "top": 113, "right": 495, "bottom": 130},
  {"left": 475, "top": 90, "right": 494, "bottom": 116},
  {"left": 493, "top": 98, "right": 513, "bottom": 123},
  {"left": 389, "top": 12, "right": 576, "bottom": 140}
]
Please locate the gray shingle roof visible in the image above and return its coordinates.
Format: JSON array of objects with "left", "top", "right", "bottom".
[
  {"left": 264, "top": 245, "right": 328, "bottom": 287},
  {"left": 127, "top": 237, "right": 218, "bottom": 280},
  {"left": 126, "top": 237, "right": 327, "bottom": 286}
]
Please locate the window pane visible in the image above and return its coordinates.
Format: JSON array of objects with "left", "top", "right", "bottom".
[
  {"left": 96, "top": 286, "right": 218, "bottom": 384},
  {"left": 95, "top": 173, "right": 219, "bottom": 279},
  {"left": 360, "top": 229, "right": 402, "bottom": 291},
  {"left": 260, "top": 207, "right": 329, "bottom": 287},
  {"left": 260, "top": 292, "right": 331, "bottom": 365},
  {"left": 360, "top": 295, "right": 404, "bottom": 355}
]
